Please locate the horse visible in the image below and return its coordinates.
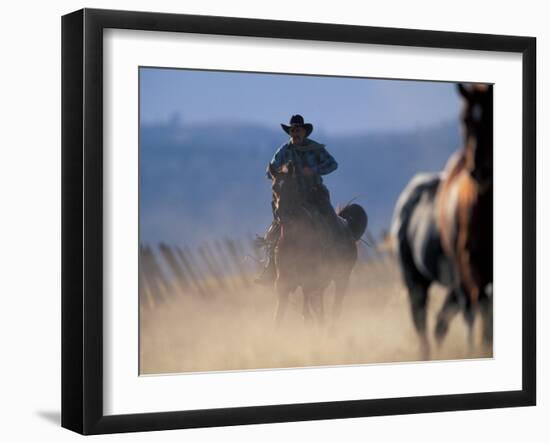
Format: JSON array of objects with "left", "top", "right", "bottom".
[
  {"left": 436, "top": 83, "right": 493, "bottom": 346},
  {"left": 268, "top": 162, "right": 368, "bottom": 325},
  {"left": 391, "top": 83, "right": 493, "bottom": 359}
]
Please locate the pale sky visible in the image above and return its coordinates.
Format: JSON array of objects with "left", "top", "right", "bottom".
[{"left": 139, "top": 67, "right": 461, "bottom": 134}]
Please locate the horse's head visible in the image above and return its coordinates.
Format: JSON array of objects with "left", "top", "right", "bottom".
[
  {"left": 268, "top": 161, "right": 304, "bottom": 220},
  {"left": 458, "top": 83, "right": 493, "bottom": 186}
]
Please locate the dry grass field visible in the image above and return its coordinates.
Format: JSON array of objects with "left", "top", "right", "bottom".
[{"left": 139, "top": 256, "right": 492, "bottom": 375}]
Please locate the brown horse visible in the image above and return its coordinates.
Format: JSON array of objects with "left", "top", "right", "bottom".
[
  {"left": 436, "top": 83, "right": 493, "bottom": 346},
  {"left": 268, "top": 162, "right": 367, "bottom": 324},
  {"left": 392, "top": 83, "right": 493, "bottom": 359}
]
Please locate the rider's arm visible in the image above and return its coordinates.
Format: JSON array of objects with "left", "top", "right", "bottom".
[
  {"left": 313, "top": 147, "right": 338, "bottom": 175},
  {"left": 266, "top": 144, "right": 288, "bottom": 179}
]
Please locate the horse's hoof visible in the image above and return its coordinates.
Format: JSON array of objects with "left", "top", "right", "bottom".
[
  {"left": 434, "top": 321, "right": 448, "bottom": 344},
  {"left": 420, "top": 348, "right": 431, "bottom": 361}
]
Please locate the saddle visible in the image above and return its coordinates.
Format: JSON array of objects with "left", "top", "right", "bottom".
[{"left": 301, "top": 198, "right": 345, "bottom": 246}]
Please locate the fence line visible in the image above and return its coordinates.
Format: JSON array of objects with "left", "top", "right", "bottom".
[{"left": 139, "top": 233, "right": 392, "bottom": 309}]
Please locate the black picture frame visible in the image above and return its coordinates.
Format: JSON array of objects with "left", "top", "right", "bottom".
[{"left": 62, "top": 8, "right": 536, "bottom": 435}]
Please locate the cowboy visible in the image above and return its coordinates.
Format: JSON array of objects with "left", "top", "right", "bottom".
[{"left": 255, "top": 114, "right": 339, "bottom": 285}]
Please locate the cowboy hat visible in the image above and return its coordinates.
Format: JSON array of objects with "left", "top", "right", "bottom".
[{"left": 281, "top": 114, "right": 313, "bottom": 137}]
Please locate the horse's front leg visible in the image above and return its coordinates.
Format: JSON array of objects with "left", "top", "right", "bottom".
[
  {"left": 304, "top": 288, "right": 324, "bottom": 325},
  {"left": 333, "top": 276, "right": 350, "bottom": 320},
  {"left": 274, "top": 278, "right": 291, "bottom": 326},
  {"left": 408, "top": 281, "right": 431, "bottom": 361},
  {"left": 479, "top": 290, "right": 493, "bottom": 350},
  {"left": 458, "top": 281, "right": 479, "bottom": 354},
  {"left": 301, "top": 292, "right": 313, "bottom": 324},
  {"left": 435, "top": 289, "right": 460, "bottom": 345}
]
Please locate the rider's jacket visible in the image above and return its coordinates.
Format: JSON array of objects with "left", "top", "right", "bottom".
[{"left": 266, "top": 138, "right": 338, "bottom": 185}]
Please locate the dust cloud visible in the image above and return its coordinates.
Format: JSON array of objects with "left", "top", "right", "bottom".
[{"left": 140, "top": 259, "right": 491, "bottom": 375}]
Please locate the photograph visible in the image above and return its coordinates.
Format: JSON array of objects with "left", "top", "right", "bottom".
[
  {"left": 0, "top": 0, "right": 542, "bottom": 439},
  {"left": 56, "top": 4, "right": 538, "bottom": 437},
  {"left": 138, "top": 67, "right": 493, "bottom": 375}
]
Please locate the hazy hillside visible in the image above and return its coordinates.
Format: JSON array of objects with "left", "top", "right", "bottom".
[{"left": 139, "top": 120, "right": 461, "bottom": 247}]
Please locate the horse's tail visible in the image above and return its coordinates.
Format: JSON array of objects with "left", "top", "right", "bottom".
[{"left": 338, "top": 203, "right": 368, "bottom": 241}]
